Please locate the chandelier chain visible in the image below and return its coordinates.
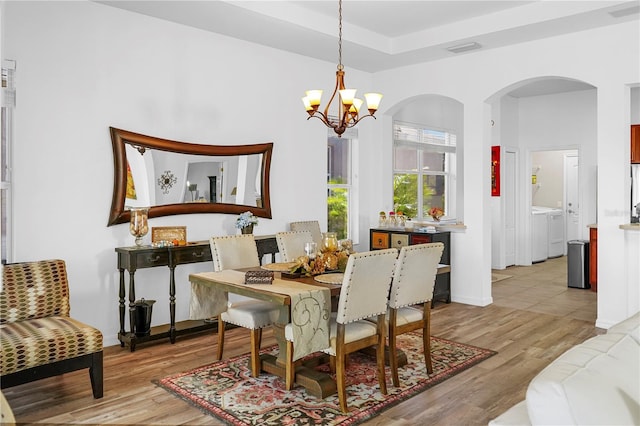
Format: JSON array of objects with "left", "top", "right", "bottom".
[{"left": 338, "top": 0, "right": 343, "bottom": 70}]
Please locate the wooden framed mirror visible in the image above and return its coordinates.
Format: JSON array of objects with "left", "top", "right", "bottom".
[{"left": 108, "top": 127, "right": 272, "bottom": 226}]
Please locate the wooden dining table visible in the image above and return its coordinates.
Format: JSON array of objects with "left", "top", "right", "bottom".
[
  {"left": 189, "top": 267, "right": 342, "bottom": 398},
  {"left": 188, "top": 264, "right": 451, "bottom": 399}
]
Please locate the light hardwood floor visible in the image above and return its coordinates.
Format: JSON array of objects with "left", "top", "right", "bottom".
[{"left": 3, "top": 256, "right": 600, "bottom": 425}]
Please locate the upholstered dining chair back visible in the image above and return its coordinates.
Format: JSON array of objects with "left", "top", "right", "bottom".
[
  {"left": 207, "top": 234, "right": 280, "bottom": 377},
  {"left": 210, "top": 234, "right": 261, "bottom": 271},
  {"left": 389, "top": 243, "right": 444, "bottom": 309},
  {"left": 384, "top": 242, "right": 444, "bottom": 386},
  {"left": 335, "top": 249, "right": 398, "bottom": 324},
  {"left": 289, "top": 221, "right": 323, "bottom": 247},
  {"left": 276, "top": 231, "right": 313, "bottom": 262}
]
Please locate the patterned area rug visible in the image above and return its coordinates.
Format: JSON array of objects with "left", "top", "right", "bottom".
[{"left": 156, "top": 333, "right": 496, "bottom": 426}]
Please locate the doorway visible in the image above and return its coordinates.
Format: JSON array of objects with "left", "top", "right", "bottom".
[
  {"left": 564, "top": 154, "right": 580, "bottom": 243},
  {"left": 530, "top": 149, "right": 578, "bottom": 260}
]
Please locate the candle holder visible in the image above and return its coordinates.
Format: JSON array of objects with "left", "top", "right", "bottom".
[
  {"left": 322, "top": 232, "right": 338, "bottom": 252},
  {"left": 304, "top": 242, "right": 318, "bottom": 260},
  {"left": 129, "top": 207, "right": 149, "bottom": 246}
]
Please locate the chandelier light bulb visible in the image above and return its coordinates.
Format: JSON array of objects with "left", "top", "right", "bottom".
[
  {"left": 338, "top": 89, "right": 356, "bottom": 106},
  {"left": 302, "top": 96, "right": 313, "bottom": 112},
  {"left": 364, "top": 93, "right": 383, "bottom": 111},
  {"left": 305, "top": 90, "right": 323, "bottom": 107},
  {"left": 350, "top": 98, "right": 363, "bottom": 113}
]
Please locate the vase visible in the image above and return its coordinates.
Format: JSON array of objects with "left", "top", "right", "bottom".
[
  {"left": 129, "top": 207, "right": 149, "bottom": 246},
  {"left": 241, "top": 224, "right": 254, "bottom": 234},
  {"left": 322, "top": 232, "right": 338, "bottom": 252}
]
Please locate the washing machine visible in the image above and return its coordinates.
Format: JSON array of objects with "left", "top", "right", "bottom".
[
  {"left": 531, "top": 207, "right": 549, "bottom": 263},
  {"left": 547, "top": 208, "right": 565, "bottom": 258}
]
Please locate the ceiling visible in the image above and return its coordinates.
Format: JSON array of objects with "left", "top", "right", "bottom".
[{"left": 97, "top": 0, "right": 638, "bottom": 95}]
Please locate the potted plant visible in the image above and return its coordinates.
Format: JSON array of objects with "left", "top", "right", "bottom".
[{"left": 236, "top": 211, "right": 258, "bottom": 234}]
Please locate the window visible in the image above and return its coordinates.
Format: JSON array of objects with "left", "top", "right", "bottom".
[
  {"left": 393, "top": 121, "right": 457, "bottom": 220},
  {"left": 327, "top": 130, "right": 357, "bottom": 241},
  {"left": 1, "top": 60, "right": 16, "bottom": 265}
]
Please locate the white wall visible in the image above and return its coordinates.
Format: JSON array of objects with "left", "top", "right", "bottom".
[
  {"left": 520, "top": 90, "right": 598, "bottom": 240},
  {"left": 367, "top": 21, "right": 639, "bottom": 326},
  {"left": 3, "top": 1, "right": 639, "bottom": 346},
  {"left": 3, "top": 1, "right": 373, "bottom": 346}
]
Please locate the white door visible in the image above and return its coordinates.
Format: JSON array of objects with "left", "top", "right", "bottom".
[
  {"left": 505, "top": 150, "right": 516, "bottom": 266},
  {"left": 564, "top": 154, "right": 580, "bottom": 243}
]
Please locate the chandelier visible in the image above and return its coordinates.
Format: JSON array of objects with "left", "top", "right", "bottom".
[{"left": 301, "top": 0, "right": 382, "bottom": 137}]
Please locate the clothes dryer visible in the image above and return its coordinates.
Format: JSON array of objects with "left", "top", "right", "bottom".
[{"left": 531, "top": 207, "right": 549, "bottom": 263}]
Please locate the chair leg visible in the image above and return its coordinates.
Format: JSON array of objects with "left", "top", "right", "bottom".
[
  {"left": 388, "top": 310, "right": 400, "bottom": 387},
  {"left": 217, "top": 317, "right": 225, "bottom": 361},
  {"left": 249, "top": 328, "right": 262, "bottom": 378},
  {"left": 285, "top": 340, "right": 295, "bottom": 390},
  {"left": 89, "top": 351, "right": 104, "bottom": 399},
  {"left": 336, "top": 324, "right": 349, "bottom": 413},
  {"left": 376, "top": 314, "right": 387, "bottom": 395},
  {"left": 423, "top": 303, "right": 433, "bottom": 374},
  {"left": 255, "top": 326, "right": 263, "bottom": 349},
  {"left": 336, "top": 353, "right": 348, "bottom": 413}
]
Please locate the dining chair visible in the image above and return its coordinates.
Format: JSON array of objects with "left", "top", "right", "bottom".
[
  {"left": 289, "top": 220, "right": 323, "bottom": 247},
  {"left": 385, "top": 242, "right": 444, "bottom": 387},
  {"left": 284, "top": 248, "right": 398, "bottom": 413},
  {"left": 275, "top": 230, "right": 314, "bottom": 262},
  {"left": 209, "top": 234, "right": 281, "bottom": 377}
]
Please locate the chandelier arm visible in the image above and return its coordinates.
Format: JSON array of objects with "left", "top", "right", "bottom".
[
  {"left": 345, "top": 113, "right": 377, "bottom": 128},
  {"left": 323, "top": 69, "right": 345, "bottom": 122},
  {"left": 307, "top": 111, "right": 339, "bottom": 130}
]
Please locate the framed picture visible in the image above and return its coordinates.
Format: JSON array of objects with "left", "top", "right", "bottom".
[{"left": 491, "top": 146, "right": 500, "bottom": 196}]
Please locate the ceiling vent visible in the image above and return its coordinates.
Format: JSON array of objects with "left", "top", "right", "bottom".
[{"left": 446, "top": 42, "right": 482, "bottom": 54}]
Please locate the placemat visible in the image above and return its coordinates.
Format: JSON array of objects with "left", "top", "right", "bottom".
[
  {"left": 261, "top": 262, "right": 296, "bottom": 272},
  {"left": 314, "top": 273, "right": 344, "bottom": 284}
]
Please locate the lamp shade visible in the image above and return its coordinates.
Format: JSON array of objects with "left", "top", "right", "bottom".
[
  {"left": 364, "top": 93, "right": 383, "bottom": 111},
  {"left": 339, "top": 89, "right": 356, "bottom": 106},
  {"left": 305, "top": 90, "right": 323, "bottom": 107}
]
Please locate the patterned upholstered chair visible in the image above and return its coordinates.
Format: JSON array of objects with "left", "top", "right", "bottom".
[{"left": 0, "top": 259, "right": 103, "bottom": 398}]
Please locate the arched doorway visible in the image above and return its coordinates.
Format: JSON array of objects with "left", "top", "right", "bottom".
[{"left": 486, "top": 76, "right": 596, "bottom": 268}]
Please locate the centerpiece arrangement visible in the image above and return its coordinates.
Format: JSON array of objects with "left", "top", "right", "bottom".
[
  {"left": 289, "top": 232, "right": 351, "bottom": 277},
  {"left": 236, "top": 211, "right": 259, "bottom": 234}
]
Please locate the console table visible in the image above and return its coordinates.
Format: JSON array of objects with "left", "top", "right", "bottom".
[
  {"left": 115, "top": 235, "right": 278, "bottom": 351},
  {"left": 369, "top": 228, "right": 451, "bottom": 306}
]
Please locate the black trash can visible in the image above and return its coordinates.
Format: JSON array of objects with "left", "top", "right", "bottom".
[
  {"left": 134, "top": 298, "right": 156, "bottom": 336},
  {"left": 567, "top": 240, "right": 590, "bottom": 289}
]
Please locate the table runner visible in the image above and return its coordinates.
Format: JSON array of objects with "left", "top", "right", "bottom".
[{"left": 189, "top": 270, "right": 330, "bottom": 360}]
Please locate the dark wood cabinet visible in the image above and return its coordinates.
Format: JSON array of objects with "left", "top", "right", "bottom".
[
  {"left": 589, "top": 227, "right": 597, "bottom": 292},
  {"left": 632, "top": 125, "right": 640, "bottom": 164},
  {"left": 115, "top": 236, "right": 278, "bottom": 351},
  {"left": 370, "top": 228, "right": 451, "bottom": 306}
]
